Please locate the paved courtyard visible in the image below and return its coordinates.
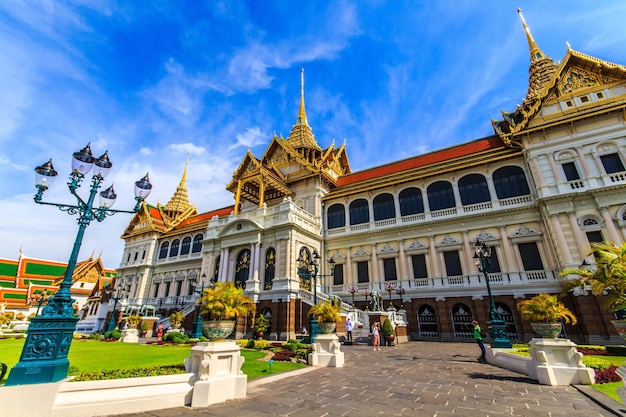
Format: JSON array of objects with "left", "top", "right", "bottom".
[{"left": 116, "top": 341, "right": 624, "bottom": 417}]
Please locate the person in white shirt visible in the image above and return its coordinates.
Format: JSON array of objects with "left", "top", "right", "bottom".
[{"left": 345, "top": 318, "right": 353, "bottom": 342}]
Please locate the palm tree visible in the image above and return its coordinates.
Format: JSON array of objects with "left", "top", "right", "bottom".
[
  {"left": 199, "top": 282, "right": 256, "bottom": 321},
  {"left": 561, "top": 241, "right": 626, "bottom": 312}
]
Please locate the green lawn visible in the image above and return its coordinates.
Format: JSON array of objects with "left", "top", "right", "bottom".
[{"left": 0, "top": 338, "right": 305, "bottom": 383}]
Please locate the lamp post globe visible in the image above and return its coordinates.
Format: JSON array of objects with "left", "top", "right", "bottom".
[{"left": 5, "top": 145, "right": 151, "bottom": 386}]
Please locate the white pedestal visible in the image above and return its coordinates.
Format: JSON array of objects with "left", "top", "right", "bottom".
[
  {"left": 186, "top": 341, "right": 247, "bottom": 407},
  {"left": 526, "top": 338, "right": 594, "bottom": 386},
  {"left": 308, "top": 334, "right": 344, "bottom": 367},
  {"left": 122, "top": 328, "right": 139, "bottom": 343}
]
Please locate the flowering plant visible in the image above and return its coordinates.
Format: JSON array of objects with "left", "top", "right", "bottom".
[
  {"left": 361, "top": 289, "right": 371, "bottom": 297},
  {"left": 384, "top": 282, "right": 396, "bottom": 292},
  {"left": 347, "top": 285, "right": 358, "bottom": 294}
]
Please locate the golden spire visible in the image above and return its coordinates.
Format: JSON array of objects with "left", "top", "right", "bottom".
[
  {"left": 164, "top": 157, "right": 193, "bottom": 216},
  {"left": 287, "top": 68, "right": 320, "bottom": 150},
  {"left": 517, "top": 8, "right": 558, "bottom": 103},
  {"left": 518, "top": 8, "right": 545, "bottom": 63},
  {"left": 296, "top": 68, "right": 308, "bottom": 126}
]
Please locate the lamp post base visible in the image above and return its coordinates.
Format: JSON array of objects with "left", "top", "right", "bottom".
[
  {"left": 489, "top": 318, "right": 513, "bottom": 349},
  {"left": 310, "top": 318, "right": 320, "bottom": 343},
  {"left": 191, "top": 315, "right": 203, "bottom": 339},
  {"left": 5, "top": 315, "right": 79, "bottom": 386}
]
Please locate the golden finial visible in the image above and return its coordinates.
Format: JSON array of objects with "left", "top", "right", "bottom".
[
  {"left": 296, "top": 68, "right": 308, "bottom": 126},
  {"left": 517, "top": 8, "right": 545, "bottom": 63}
]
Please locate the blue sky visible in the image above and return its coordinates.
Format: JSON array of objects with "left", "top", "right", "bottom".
[{"left": 1, "top": 1, "right": 626, "bottom": 267}]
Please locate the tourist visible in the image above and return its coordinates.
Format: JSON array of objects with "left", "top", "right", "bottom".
[
  {"left": 372, "top": 322, "right": 380, "bottom": 351},
  {"left": 156, "top": 323, "right": 164, "bottom": 341},
  {"left": 473, "top": 320, "right": 486, "bottom": 363},
  {"left": 345, "top": 318, "right": 353, "bottom": 342}
]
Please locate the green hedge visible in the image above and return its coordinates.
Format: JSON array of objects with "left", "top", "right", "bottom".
[{"left": 606, "top": 345, "right": 626, "bottom": 356}]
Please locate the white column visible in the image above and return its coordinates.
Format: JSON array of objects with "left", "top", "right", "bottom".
[
  {"left": 428, "top": 235, "right": 441, "bottom": 277},
  {"left": 371, "top": 243, "right": 379, "bottom": 282},
  {"left": 527, "top": 157, "right": 545, "bottom": 187},
  {"left": 346, "top": 248, "right": 353, "bottom": 284},
  {"left": 600, "top": 207, "right": 622, "bottom": 244},
  {"left": 575, "top": 146, "right": 591, "bottom": 177},
  {"left": 551, "top": 214, "right": 574, "bottom": 264},
  {"left": 498, "top": 226, "right": 517, "bottom": 271},
  {"left": 248, "top": 243, "right": 256, "bottom": 281},
  {"left": 398, "top": 240, "right": 407, "bottom": 279},
  {"left": 547, "top": 154, "right": 562, "bottom": 182},
  {"left": 567, "top": 211, "right": 588, "bottom": 258},
  {"left": 461, "top": 231, "right": 473, "bottom": 275}
]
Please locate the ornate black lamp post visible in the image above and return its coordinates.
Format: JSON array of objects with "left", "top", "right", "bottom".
[
  {"left": 384, "top": 282, "right": 396, "bottom": 309},
  {"left": 347, "top": 285, "right": 358, "bottom": 307},
  {"left": 5, "top": 144, "right": 152, "bottom": 386},
  {"left": 396, "top": 285, "right": 406, "bottom": 308},
  {"left": 296, "top": 248, "right": 335, "bottom": 342},
  {"left": 191, "top": 273, "right": 207, "bottom": 338},
  {"left": 105, "top": 283, "right": 130, "bottom": 332},
  {"left": 473, "top": 238, "right": 512, "bottom": 349}
]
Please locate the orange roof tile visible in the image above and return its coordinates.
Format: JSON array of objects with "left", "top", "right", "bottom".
[{"left": 337, "top": 136, "right": 502, "bottom": 187}]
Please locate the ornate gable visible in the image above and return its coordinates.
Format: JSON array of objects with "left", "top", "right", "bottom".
[
  {"left": 121, "top": 203, "right": 167, "bottom": 238},
  {"left": 492, "top": 10, "right": 626, "bottom": 147}
]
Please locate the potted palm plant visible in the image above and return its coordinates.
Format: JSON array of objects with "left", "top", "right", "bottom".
[
  {"left": 308, "top": 300, "right": 341, "bottom": 333},
  {"left": 125, "top": 315, "right": 141, "bottom": 329},
  {"left": 253, "top": 314, "right": 270, "bottom": 340},
  {"left": 561, "top": 241, "right": 626, "bottom": 340},
  {"left": 516, "top": 293, "right": 577, "bottom": 338},
  {"left": 169, "top": 311, "right": 184, "bottom": 329},
  {"left": 199, "top": 282, "right": 256, "bottom": 341}
]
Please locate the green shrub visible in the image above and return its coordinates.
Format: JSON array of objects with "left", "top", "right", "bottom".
[
  {"left": 246, "top": 339, "right": 255, "bottom": 348},
  {"left": 199, "top": 336, "right": 208, "bottom": 342},
  {"left": 583, "top": 356, "right": 612, "bottom": 371},
  {"left": 282, "top": 342, "right": 298, "bottom": 352},
  {"left": 88, "top": 333, "right": 102, "bottom": 340},
  {"left": 254, "top": 339, "right": 270, "bottom": 349},
  {"left": 163, "top": 332, "right": 189, "bottom": 344},
  {"left": 293, "top": 348, "right": 311, "bottom": 361},
  {"left": 236, "top": 339, "right": 250, "bottom": 348},
  {"left": 606, "top": 345, "right": 626, "bottom": 356},
  {"left": 71, "top": 364, "right": 187, "bottom": 382},
  {"left": 104, "top": 330, "right": 122, "bottom": 340}
]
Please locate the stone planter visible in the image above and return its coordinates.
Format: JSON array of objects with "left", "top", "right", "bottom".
[
  {"left": 318, "top": 322, "right": 336, "bottom": 334},
  {"left": 203, "top": 320, "right": 235, "bottom": 341},
  {"left": 530, "top": 322, "right": 562, "bottom": 338}
]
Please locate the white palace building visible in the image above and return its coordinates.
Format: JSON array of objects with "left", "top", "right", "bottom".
[{"left": 110, "top": 11, "right": 626, "bottom": 345}]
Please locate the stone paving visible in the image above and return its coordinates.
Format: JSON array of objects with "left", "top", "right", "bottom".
[{"left": 115, "top": 341, "right": 625, "bottom": 417}]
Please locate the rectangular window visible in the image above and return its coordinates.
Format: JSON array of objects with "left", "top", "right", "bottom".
[
  {"left": 333, "top": 264, "right": 344, "bottom": 286},
  {"left": 164, "top": 282, "right": 171, "bottom": 297},
  {"left": 383, "top": 258, "right": 397, "bottom": 281},
  {"left": 580, "top": 96, "right": 589, "bottom": 103},
  {"left": 562, "top": 162, "right": 580, "bottom": 181},
  {"left": 357, "top": 261, "right": 369, "bottom": 283},
  {"left": 443, "top": 251, "right": 462, "bottom": 276},
  {"left": 153, "top": 283, "right": 160, "bottom": 298},
  {"left": 586, "top": 231, "right": 604, "bottom": 258},
  {"left": 175, "top": 280, "right": 183, "bottom": 296},
  {"left": 411, "top": 254, "right": 428, "bottom": 278},
  {"left": 600, "top": 153, "right": 626, "bottom": 174},
  {"left": 518, "top": 242, "right": 544, "bottom": 271},
  {"left": 488, "top": 249, "right": 502, "bottom": 273}
]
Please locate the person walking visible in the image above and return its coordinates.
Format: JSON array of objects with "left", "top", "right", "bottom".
[
  {"left": 156, "top": 323, "right": 164, "bottom": 341},
  {"left": 372, "top": 322, "right": 381, "bottom": 351},
  {"left": 473, "top": 320, "right": 486, "bottom": 363},
  {"left": 345, "top": 318, "right": 353, "bottom": 342}
]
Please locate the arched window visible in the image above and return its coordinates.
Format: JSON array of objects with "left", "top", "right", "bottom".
[
  {"left": 458, "top": 174, "right": 490, "bottom": 205},
  {"left": 169, "top": 239, "right": 180, "bottom": 257},
  {"left": 373, "top": 193, "right": 395, "bottom": 221},
  {"left": 427, "top": 181, "right": 455, "bottom": 211},
  {"left": 327, "top": 204, "right": 346, "bottom": 229},
  {"left": 264, "top": 248, "right": 276, "bottom": 290},
  {"left": 297, "top": 247, "right": 313, "bottom": 291},
  {"left": 451, "top": 303, "right": 473, "bottom": 339},
  {"left": 192, "top": 234, "right": 203, "bottom": 253},
  {"left": 349, "top": 199, "right": 370, "bottom": 225},
  {"left": 493, "top": 166, "right": 530, "bottom": 199},
  {"left": 234, "top": 249, "right": 250, "bottom": 288},
  {"left": 399, "top": 187, "right": 424, "bottom": 216},
  {"left": 158, "top": 242, "right": 169, "bottom": 259},
  {"left": 180, "top": 237, "right": 191, "bottom": 255},
  {"left": 417, "top": 304, "right": 439, "bottom": 338}
]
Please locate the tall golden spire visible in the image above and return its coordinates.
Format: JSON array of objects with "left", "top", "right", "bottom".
[
  {"left": 164, "top": 156, "right": 193, "bottom": 217},
  {"left": 518, "top": 8, "right": 545, "bottom": 63},
  {"left": 517, "top": 8, "right": 558, "bottom": 103},
  {"left": 287, "top": 68, "right": 320, "bottom": 150}
]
